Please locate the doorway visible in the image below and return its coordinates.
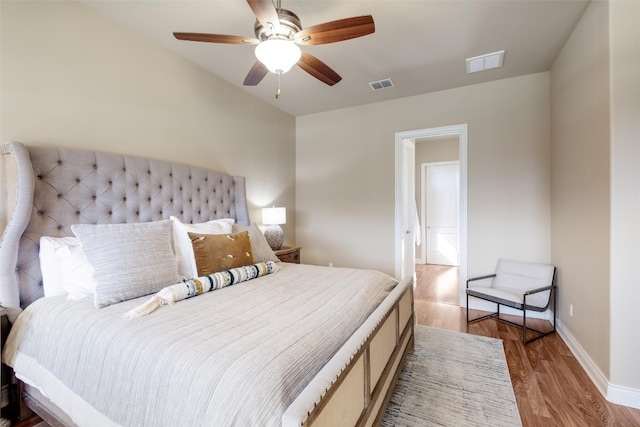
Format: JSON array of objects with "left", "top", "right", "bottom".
[{"left": 394, "top": 124, "right": 468, "bottom": 306}]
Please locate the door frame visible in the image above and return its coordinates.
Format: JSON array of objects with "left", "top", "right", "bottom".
[
  {"left": 396, "top": 138, "right": 416, "bottom": 282},
  {"left": 395, "top": 124, "right": 468, "bottom": 306}
]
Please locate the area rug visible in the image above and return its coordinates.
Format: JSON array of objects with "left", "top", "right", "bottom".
[{"left": 380, "top": 326, "right": 522, "bottom": 427}]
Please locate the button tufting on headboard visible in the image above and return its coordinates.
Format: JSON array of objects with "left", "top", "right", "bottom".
[{"left": 0, "top": 142, "right": 250, "bottom": 310}]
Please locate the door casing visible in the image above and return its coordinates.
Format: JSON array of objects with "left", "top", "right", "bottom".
[{"left": 395, "top": 124, "right": 468, "bottom": 306}]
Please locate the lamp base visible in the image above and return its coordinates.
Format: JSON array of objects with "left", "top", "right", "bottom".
[{"left": 264, "top": 225, "right": 284, "bottom": 250}]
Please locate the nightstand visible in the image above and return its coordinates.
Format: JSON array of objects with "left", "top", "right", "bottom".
[{"left": 274, "top": 246, "right": 301, "bottom": 264}]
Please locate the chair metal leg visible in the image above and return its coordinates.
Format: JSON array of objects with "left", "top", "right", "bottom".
[
  {"left": 553, "top": 285, "right": 557, "bottom": 333},
  {"left": 466, "top": 292, "right": 469, "bottom": 322},
  {"left": 466, "top": 294, "right": 499, "bottom": 324},
  {"left": 522, "top": 286, "right": 557, "bottom": 344},
  {"left": 523, "top": 302, "right": 527, "bottom": 344},
  {"left": 468, "top": 291, "right": 557, "bottom": 344}
]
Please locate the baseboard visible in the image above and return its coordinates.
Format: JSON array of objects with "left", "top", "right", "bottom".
[
  {"left": 607, "top": 382, "right": 640, "bottom": 409},
  {"left": 557, "top": 320, "right": 640, "bottom": 409},
  {"left": 556, "top": 320, "right": 609, "bottom": 396}
]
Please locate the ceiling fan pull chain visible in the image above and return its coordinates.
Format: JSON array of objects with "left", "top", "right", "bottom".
[{"left": 276, "top": 73, "right": 282, "bottom": 99}]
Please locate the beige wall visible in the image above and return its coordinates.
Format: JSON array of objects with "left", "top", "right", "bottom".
[
  {"left": 2, "top": 0, "right": 637, "bottom": 408},
  {"left": 609, "top": 0, "right": 640, "bottom": 392},
  {"left": 296, "top": 72, "right": 551, "bottom": 277},
  {"left": 0, "top": 1, "right": 296, "bottom": 243},
  {"left": 550, "top": 0, "right": 611, "bottom": 379},
  {"left": 414, "top": 137, "right": 459, "bottom": 261}
]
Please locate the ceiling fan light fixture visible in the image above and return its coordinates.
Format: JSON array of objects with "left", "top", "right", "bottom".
[{"left": 255, "top": 39, "right": 301, "bottom": 74}]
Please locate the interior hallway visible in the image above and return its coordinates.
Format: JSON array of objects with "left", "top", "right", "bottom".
[{"left": 413, "top": 263, "right": 640, "bottom": 427}]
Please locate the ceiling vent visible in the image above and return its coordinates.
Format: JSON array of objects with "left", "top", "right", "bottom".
[
  {"left": 369, "top": 78, "right": 394, "bottom": 91},
  {"left": 466, "top": 50, "right": 505, "bottom": 74}
]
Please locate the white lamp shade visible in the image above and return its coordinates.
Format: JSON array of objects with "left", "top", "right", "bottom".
[
  {"left": 255, "top": 39, "right": 301, "bottom": 74},
  {"left": 262, "top": 207, "right": 286, "bottom": 225}
]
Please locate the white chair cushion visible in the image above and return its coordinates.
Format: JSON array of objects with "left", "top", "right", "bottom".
[
  {"left": 467, "top": 286, "right": 549, "bottom": 309},
  {"left": 494, "top": 259, "right": 554, "bottom": 295},
  {"left": 468, "top": 259, "right": 554, "bottom": 310}
]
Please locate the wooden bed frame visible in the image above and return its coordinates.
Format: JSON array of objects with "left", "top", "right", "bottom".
[
  {"left": 301, "top": 285, "right": 414, "bottom": 427},
  {"left": 0, "top": 141, "right": 414, "bottom": 426}
]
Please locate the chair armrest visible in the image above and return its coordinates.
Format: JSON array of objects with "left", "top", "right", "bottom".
[
  {"left": 524, "top": 285, "right": 554, "bottom": 296},
  {"left": 466, "top": 274, "right": 496, "bottom": 288}
]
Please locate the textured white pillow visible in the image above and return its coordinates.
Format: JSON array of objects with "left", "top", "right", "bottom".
[
  {"left": 39, "top": 236, "right": 73, "bottom": 297},
  {"left": 39, "top": 236, "right": 96, "bottom": 300},
  {"left": 232, "top": 223, "right": 280, "bottom": 263},
  {"left": 170, "top": 216, "right": 235, "bottom": 278},
  {"left": 72, "top": 220, "right": 181, "bottom": 309}
]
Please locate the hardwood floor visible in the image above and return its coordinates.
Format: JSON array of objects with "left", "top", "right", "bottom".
[
  {"left": 414, "top": 264, "right": 459, "bottom": 305},
  {"left": 414, "top": 264, "right": 640, "bottom": 427}
]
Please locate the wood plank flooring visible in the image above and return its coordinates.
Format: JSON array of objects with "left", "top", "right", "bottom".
[
  {"left": 414, "top": 264, "right": 640, "bottom": 427},
  {"left": 414, "top": 264, "right": 459, "bottom": 305}
]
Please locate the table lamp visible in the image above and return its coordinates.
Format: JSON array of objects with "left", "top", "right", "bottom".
[{"left": 262, "top": 207, "right": 286, "bottom": 250}]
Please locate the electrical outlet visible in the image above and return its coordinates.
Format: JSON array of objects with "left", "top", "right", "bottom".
[
  {"left": 328, "top": 262, "right": 334, "bottom": 267},
  {"left": 569, "top": 303, "right": 574, "bottom": 317}
]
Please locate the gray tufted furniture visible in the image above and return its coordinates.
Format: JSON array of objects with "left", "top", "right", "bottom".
[{"left": 0, "top": 141, "right": 249, "bottom": 312}]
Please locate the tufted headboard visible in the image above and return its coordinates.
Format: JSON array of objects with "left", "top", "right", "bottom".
[{"left": 0, "top": 141, "right": 250, "bottom": 312}]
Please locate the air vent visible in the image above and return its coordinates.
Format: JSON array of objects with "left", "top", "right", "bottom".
[
  {"left": 466, "top": 50, "right": 505, "bottom": 74},
  {"left": 369, "top": 78, "right": 394, "bottom": 91}
]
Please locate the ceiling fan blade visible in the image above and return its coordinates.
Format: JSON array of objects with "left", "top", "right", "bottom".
[
  {"left": 297, "top": 52, "right": 342, "bottom": 86},
  {"left": 174, "top": 32, "right": 259, "bottom": 44},
  {"left": 247, "top": 0, "right": 281, "bottom": 33},
  {"left": 294, "top": 15, "right": 375, "bottom": 46},
  {"left": 243, "top": 61, "right": 269, "bottom": 86}
]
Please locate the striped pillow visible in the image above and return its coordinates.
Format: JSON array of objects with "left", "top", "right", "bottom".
[{"left": 72, "top": 220, "right": 181, "bottom": 308}]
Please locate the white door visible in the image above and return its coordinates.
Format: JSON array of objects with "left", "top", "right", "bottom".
[{"left": 425, "top": 162, "right": 459, "bottom": 266}]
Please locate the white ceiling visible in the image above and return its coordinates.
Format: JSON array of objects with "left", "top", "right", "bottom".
[{"left": 81, "top": 0, "right": 590, "bottom": 117}]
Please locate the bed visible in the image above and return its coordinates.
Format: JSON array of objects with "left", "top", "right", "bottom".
[{"left": 0, "top": 141, "right": 414, "bottom": 427}]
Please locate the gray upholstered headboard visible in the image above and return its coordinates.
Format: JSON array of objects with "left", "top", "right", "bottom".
[{"left": 0, "top": 141, "right": 250, "bottom": 312}]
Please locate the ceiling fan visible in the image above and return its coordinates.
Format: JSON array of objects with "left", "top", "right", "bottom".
[{"left": 173, "top": 0, "right": 375, "bottom": 95}]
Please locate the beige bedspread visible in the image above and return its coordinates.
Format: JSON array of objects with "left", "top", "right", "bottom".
[{"left": 3, "top": 263, "right": 397, "bottom": 427}]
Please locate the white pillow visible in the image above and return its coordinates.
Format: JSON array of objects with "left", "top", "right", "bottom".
[
  {"left": 39, "top": 236, "right": 96, "bottom": 300},
  {"left": 170, "top": 216, "right": 235, "bottom": 278},
  {"left": 39, "top": 236, "right": 73, "bottom": 297},
  {"left": 58, "top": 242, "right": 98, "bottom": 301},
  {"left": 72, "top": 220, "right": 181, "bottom": 309}
]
